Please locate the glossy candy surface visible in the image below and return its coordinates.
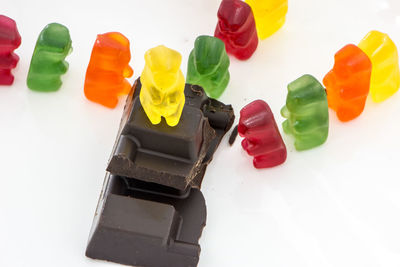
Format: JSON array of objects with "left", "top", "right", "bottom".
[
  {"left": 187, "top": 35, "right": 230, "bottom": 99},
  {"left": 84, "top": 32, "right": 133, "bottom": 108},
  {"left": 0, "top": 15, "right": 21, "bottom": 85},
  {"left": 27, "top": 23, "right": 72, "bottom": 92},
  {"left": 281, "top": 75, "right": 329, "bottom": 151},
  {"left": 358, "top": 31, "right": 400, "bottom": 103},
  {"left": 214, "top": 0, "right": 258, "bottom": 60},
  {"left": 238, "top": 100, "right": 287, "bottom": 168},
  {"left": 140, "top": 45, "right": 185, "bottom": 127},
  {"left": 323, "top": 44, "right": 372, "bottom": 122},
  {"left": 245, "top": 0, "right": 288, "bottom": 40}
]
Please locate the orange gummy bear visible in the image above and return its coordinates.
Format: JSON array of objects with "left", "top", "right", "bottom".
[
  {"left": 84, "top": 32, "right": 134, "bottom": 108},
  {"left": 323, "top": 44, "right": 372, "bottom": 122}
]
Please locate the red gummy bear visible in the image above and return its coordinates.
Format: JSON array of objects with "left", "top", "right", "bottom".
[
  {"left": 214, "top": 0, "right": 258, "bottom": 60},
  {"left": 0, "top": 15, "right": 21, "bottom": 85},
  {"left": 238, "top": 100, "right": 287, "bottom": 169}
]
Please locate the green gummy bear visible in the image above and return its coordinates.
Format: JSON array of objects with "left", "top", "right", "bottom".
[
  {"left": 27, "top": 23, "right": 72, "bottom": 92},
  {"left": 281, "top": 74, "right": 329, "bottom": 151},
  {"left": 186, "top": 35, "right": 230, "bottom": 99}
]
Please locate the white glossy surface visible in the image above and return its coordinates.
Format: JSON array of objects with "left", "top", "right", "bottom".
[{"left": 1, "top": 0, "right": 400, "bottom": 266}]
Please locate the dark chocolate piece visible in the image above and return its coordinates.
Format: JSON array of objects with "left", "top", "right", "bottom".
[
  {"left": 107, "top": 80, "right": 235, "bottom": 190},
  {"left": 229, "top": 125, "right": 239, "bottom": 146},
  {"left": 86, "top": 174, "right": 206, "bottom": 267},
  {"left": 86, "top": 80, "right": 235, "bottom": 267}
]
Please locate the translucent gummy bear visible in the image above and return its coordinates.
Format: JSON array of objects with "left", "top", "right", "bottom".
[
  {"left": 140, "top": 45, "right": 185, "bottom": 127},
  {"left": 84, "top": 32, "right": 133, "bottom": 108},
  {"left": 245, "top": 0, "right": 288, "bottom": 40},
  {"left": 358, "top": 30, "right": 400, "bottom": 103},
  {"left": 281, "top": 75, "right": 329, "bottom": 151},
  {"left": 27, "top": 23, "right": 72, "bottom": 92},
  {"left": 323, "top": 44, "right": 372, "bottom": 122},
  {"left": 0, "top": 15, "right": 21, "bottom": 85},
  {"left": 214, "top": 0, "right": 258, "bottom": 60},
  {"left": 238, "top": 100, "right": 287, "bottom": 168},
  {"left": 186, "top": 35, "right": 230, "bottom": 99}
]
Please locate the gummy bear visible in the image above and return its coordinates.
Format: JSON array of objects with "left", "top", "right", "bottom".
[
  {"left": 84, "top": 32, "right": 133, "bottom": 108},
  {"left": 238, "top": 100, "right": 287, "bottom": 168},
  {"left": 186, "top": 35, "right": 230, "bottom": 99},
  {"left": 281, "top": 75, "right": 329, "bottom": 151},
  {"left": 358, "top": 30, "right": 400, "bottom": 103},
  {"left": 245, "top": 0, "right": 288, "bottom": 40},
  {"left": 323, "top": 44, "right": 372, "bottom": 122},
  {"left": 140, "top": 45, "right": 185, "bottom": 127},
  {"left": 214, "top": 0, "right": 258, "bottom": 60},
  {"left": 27, "top": 23, "right": 72, "bottom": 92},
  {"left": 0, "top": 15, "right": 21, "bottom": 85}
]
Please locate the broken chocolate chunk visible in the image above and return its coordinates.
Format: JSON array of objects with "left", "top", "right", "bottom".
[
  {"left": 229, "top": 125, "right": 239, "bottom": 146},
  {"left": 86, "top": 174, "right": 206, "bottom": 267},
  {"left": 107, "top": 79, "right": 235, "bottom": 190}
]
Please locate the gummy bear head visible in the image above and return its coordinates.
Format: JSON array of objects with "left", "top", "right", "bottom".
[
  {"left": 38, "top": 23, "right": 72, "bottom": 58},
  {"left": 285, "top": 74, "right": 326, "bottom": 112},
  {"left": 359, "top": 30, "right": 398, "bottom": 58},
  {"left": 93, "top": 32, "right": 132, "bottom": 74},
  {"left": 193, "top": 35, "right": 226, "bottom": 75},
  {"left": 246, "top": 0, "right": 284, "bottom": 16},
  {"left": 330, "top": 44, "right": 372, "bottom": 82},
  {"left": 0, "top": 15, "right": 21, "bottom": 53},
  {"left": 217, "top": 0, "right": 253, "bottom": 33},
  {"left": 144, "top": 45, "right": 183, "bottom": 93},
  {"left": 238, "top": 100, "right": 273, "bottom": 137}
]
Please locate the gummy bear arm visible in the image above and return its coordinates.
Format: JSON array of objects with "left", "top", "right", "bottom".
[
  {"left": 140, "top": 92, "right": 162, "bottom": 125},
  {"left": 280, "top": 106, "right": 290, "bottom": 118},
  {"left": 60, "top": 61, "right": 69, "bottom": 73},
  {"left": 0, "top": 53, "right": 19, "bottom": 68},
  {"left": 123, "top": 65, "right": 134, "bottom": 78}
]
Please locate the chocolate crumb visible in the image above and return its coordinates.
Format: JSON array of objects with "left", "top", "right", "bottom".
[{"left": 229, "top": 125, "right": 238, "bottom": 146}]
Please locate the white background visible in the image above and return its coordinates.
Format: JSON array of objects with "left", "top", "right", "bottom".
[{"left": 1, "top": 0, "right": 400, "bottom": 266}]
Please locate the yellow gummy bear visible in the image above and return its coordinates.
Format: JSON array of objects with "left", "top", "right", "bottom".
[
  {"left": 140, "top": 45, "right": 185, "bottom": 127},
  {"left": 358, "top": 31, "right": 400, "bottom": 103},
  {"left": 246, "top": 0, "right": 288, "bottom": 40}
]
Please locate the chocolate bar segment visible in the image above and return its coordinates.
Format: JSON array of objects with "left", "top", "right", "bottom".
[
  {"left": 107, "top": 80, "right": 234, "bottom": 190},
  {"left": 86, "top": 174, "right": 206, "bottom": 267}
]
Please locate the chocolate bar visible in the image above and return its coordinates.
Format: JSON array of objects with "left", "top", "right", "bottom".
[{"left": 86, "top": 79, "right": 234, "bottom": 267}]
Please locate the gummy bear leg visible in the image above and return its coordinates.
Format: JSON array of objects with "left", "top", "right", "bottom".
[
  {"left": 164, "top": 101, "right": 184, "bottom": 127},
  {"left": 241, "top": 138, "right": 249, "bottom": 151},
  {"left": 100, "top": 95, "right": 119, "bottom": 109},
  {"left": 28, "top": 76, "right": 62, "bottom": 92},
  {"left": 120, "top": 79, "right": 132, "bottom": 95},
  {"left": 0, "top": 70, "right": 15, "bottom": 85},
  {"left": 142, "top": 105, "right": 162, "bottom": 125},
  {"left": 294, "top": 131, "right": 328, "bottom": 151},
  {"left": 336, "top": 105, "right": 363, "bottom": 122},
  {"left": 253, "top": 149, "right": 287, "bottom": 168},
  {"left": 84, "top": 85, "right": 119, "bottom": 108},
  {"left": 165, "top": 115, "right": 180, "bottom": 127}
]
